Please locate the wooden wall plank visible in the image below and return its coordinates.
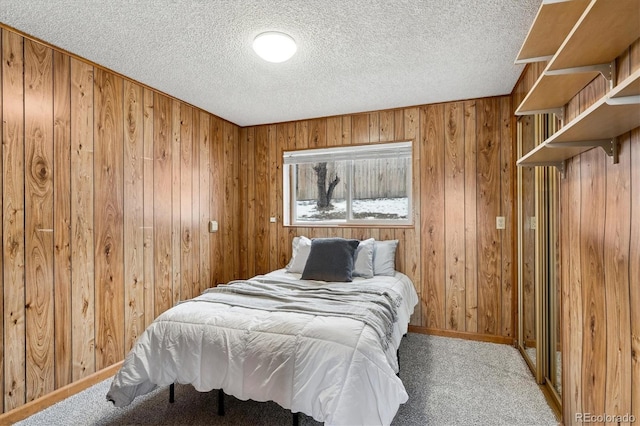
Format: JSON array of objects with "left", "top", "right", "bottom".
[
  {"left": 464, "top": 100, "right": 478, "bottom": 333},
  {"left": 603, "top": 135, "right": 632, "bottom": 419},
  {"left": 268, "top": 125, "right": 278, "bottom": 272},
  {"left": 69, "top": 58, "right": 94, "bottom": 381},
  {"left": 0, "top": 29, "right": 4, "bottom": 412},
  {"left": 2, "top": 29, "right": 26, "bottom": 411},
  {"left": 379, "top": 110, "right": 394, "bottom": 142},
  {"left": 52, "top": 50, "right": 72, "bottom": 388},
  {"left": 631, "top": 38, "right": 640, "bottom": 71},
  {"left": 24, "top": 37, "right": 55, "bottom": 402},
  {"left": 237, "top": 127, "right": 247, "bottom": 277},
  {"left": 422, "top": 104, "right": 445, "bottom": 329},
  {"left": 179, "top": 105, "right": 193, "bottom": 298},
  {"left": 123, "top": 80, "right": 144, "bottom": 351},
  {"left": 368, "top": 112, "right": 380, "bottom": 143},
  {"left": 580, "top": 148, "right": 606, "bottom": 416},
  {"left": 153, "top": 93, "right": 172, "bottom": 316},
  {"left": 499, "top": 97, "right": 514, "bottom": 338},
  {"left": 630, "top": 128, "right": 640, "bottom": 420},
  {"left": 171, "top": 101, "right": 181, "bottom": 301},
  {"left": 242, "top": 128, "right": 255, "bottom": 278},
  {"left": 256, "top": 126, "right": 269, "bottom": 274},
  {"left": 351, "top": 114, "right": 369, "bottom": 145},
  {"left": 559, "top": 133, "right": 571, "bottom": 421},
  {"left": 199, "top": 112, "right": 211, "bottom": 293},
  {"left": 309, "top": 118, "right": 326, "bottom": 148},
  {"left": 93, "top": 68, "right": 124, "bottom": 370},
  {"left": 444, "top": 102, "right": 465, "bottom": 331},
  {"left": 223, "top": 121, "right": 238, "bottom": 283},
  {"left": 476, "top": 97, "right": 501, "bottom": 335},
  {"left": 579, "top": 75, "right": 607, "bottom": 115},
  {"left": 142, "top": 88, "right": 154, "bottom": 327},
  {"left": 564, "top": 154, "right": 583, "bottom": 422},
  {"left": 275, "top": 123, "right": 288, "bottom": 268},
  {"left": 191, "top": 111, "right": 201, "bottom": 292},
  {"left": 209, "top": 117, "right": 223, "bottom": 286},
  {"left": 296, "top": 120, "right": 309, "bottom": 148}
]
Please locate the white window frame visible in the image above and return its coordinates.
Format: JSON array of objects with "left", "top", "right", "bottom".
[{"left": 283, "top": 141, "right": 413, "bottom": 226}]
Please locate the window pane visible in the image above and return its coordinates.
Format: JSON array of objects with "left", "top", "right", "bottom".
[
  {"left": 351, "top": 157, "right": 409, "bottom": 220},
  {"left": 295, "top": 161, "right": 347, "bottom": 222}
]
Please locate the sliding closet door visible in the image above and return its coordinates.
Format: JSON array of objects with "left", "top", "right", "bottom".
[
  {"left": 517, "top": 115, "right": 539, "bottom": 375},
  {"left": 517, "top": 114, "right": 562, "bottom": 411}
]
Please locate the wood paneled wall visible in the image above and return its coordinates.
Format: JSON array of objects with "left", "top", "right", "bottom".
[
  {"left": 513, "top": 39, "right": 639, "bottom": 425},
  {"left": 238, "top": 97, "right": 516, "bottom": 341},
  {"left": 0, "top": 28, "right": 240, "bottom": 414}
]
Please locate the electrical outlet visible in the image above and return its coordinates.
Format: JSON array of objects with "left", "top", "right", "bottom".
[
  {"left": 270, "top": 217, "right": 277, "bottom": 223},
  {"left": 496, "top": 216, "right": 506, "bottom": 230},
  {"left": 208, "top": 220, "right": 218, "bottom": 233}
]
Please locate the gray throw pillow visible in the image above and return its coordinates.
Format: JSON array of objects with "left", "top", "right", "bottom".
[{"left": 301, "top": 238, "right": 360, "bottom": 282}]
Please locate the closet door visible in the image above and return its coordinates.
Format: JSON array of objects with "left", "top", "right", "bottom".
[
  {"left": 517, "top": 115, "right": 539, "bottom": 375},
  {"left": 517, "top": 114, "right": 562, "bottom": 412}
]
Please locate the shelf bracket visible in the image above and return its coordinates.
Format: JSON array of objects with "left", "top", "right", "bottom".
[
  {"left": 547, "top": 138, "right": 619, "bottom": 164},
  {"left": 514, "top": 55, "right": 554, "bottom": 65},
  {"left": 606, "top": 95, "right": 640, "bottom": 106},
  {"left": 545, "top": 62, "right": 614, "bottom": 87},
  {"left": 557, "top": 161, "right": 566, "bottom": 178},
  {"left": 515, "top": 107, "right": 564, "bottom": 121},
  {"left": 589, "top": 138, "right": 618, "bottom": 163},
  {"left": 516, "top": 160, "right": 566, "bottom": 176}
]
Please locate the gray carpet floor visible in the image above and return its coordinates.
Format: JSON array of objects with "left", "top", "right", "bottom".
[{"left": 15, "top": 334, "right": 558, "bottom": 425}]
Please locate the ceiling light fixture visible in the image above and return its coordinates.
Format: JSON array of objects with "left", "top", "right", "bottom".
[{"left": 252, "top": 31, "right": 297, "bottom": 63}]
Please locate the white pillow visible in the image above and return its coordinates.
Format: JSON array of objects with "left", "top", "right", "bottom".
[
  {"left": 373, "top": 240, "right": 398, "bottom": 276},
  {"left": 353, "top": 238, "right": 375, "bottom": 278},
  {"left": 286, "top": 236, "right": 312, "bottom": 273}
]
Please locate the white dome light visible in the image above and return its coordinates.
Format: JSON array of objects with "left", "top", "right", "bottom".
[{"left": 252, "top": 31, "right": 297, "bottom": 63}]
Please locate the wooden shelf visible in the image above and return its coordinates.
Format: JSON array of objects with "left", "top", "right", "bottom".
[
  {"left": 515, "top": 0, "right": 590, "bottom": 64},
  {"left": 515, "top": 70, "right": 602, "bottom": 115},
  {"left": 515, "top": 0, "right": 640, "bottom": 115},
  {"left": 518, "top": 70, "right": 640, "bottom": 168},
  {"left": 548, "top": 0, "right": 640, "bottom": 72},
  {"left": 548, "top": 70, "right": 640, "bottom": 143},
  {"left": 517, "top": 139, "right": 589, "bottom": 168}
]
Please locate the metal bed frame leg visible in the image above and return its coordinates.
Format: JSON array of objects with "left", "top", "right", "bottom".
[
  {"left": 397, "top": 333, "right": 406, "bottom": 377},
  {"left": 218, "top": 389, "right": 225, "bottom": 416},
  {"left": 293, "top": 412, "right": 299, "bottom": 426},
  {"left": 169, "top": 384, "right": 224, "bottom": 417}
]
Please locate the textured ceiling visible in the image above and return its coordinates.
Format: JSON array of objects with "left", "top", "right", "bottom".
[{"left": 0, "top": 0, "right": 540, "bottom": 127}]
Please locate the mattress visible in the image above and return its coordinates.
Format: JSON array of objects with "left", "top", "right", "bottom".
[{"left": 107, "top": 268, "right": 418, "bottom": 425}]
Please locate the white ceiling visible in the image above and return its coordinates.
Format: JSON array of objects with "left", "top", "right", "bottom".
[{"left": 0, "top": 0, "right": 540, "bottom": 127}]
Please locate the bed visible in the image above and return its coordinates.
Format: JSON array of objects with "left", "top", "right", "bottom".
[{"left": 106, "top": 237, "right": 418, "bottom": 425}]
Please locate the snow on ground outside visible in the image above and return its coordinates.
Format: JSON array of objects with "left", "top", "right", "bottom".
[{"left": 296, "top": 197, "right": 408, "bottom": 221}]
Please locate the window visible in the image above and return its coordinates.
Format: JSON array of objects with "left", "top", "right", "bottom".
[{"left": 283, "top": 141, "right": 412, "bottom": 226}]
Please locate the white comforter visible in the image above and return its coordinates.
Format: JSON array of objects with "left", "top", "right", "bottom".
[{"left": 107, "top": 269, "right": 418, "bottom": 425}]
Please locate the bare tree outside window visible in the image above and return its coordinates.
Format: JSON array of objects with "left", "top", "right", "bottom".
[{"left": 313, "top": 162, "right": 340, "bottom": 210}]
